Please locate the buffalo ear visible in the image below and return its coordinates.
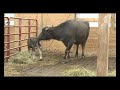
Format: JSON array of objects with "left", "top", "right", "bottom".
[
  {"left": 45, "top": 27, "right": 49, "bottom": 30},
  {"left": 42, "top": 26, "right": 48, "bottom": 32},
  {"left": 29, "top": 38, "right": 32, "bottom": 42},
  {"left": 42, "top": 28, "right": 44, "bottom": 32}
]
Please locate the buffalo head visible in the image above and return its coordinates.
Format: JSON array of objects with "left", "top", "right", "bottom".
[{"left": 38, "top": 26, "right": 55, "bottom": 41}]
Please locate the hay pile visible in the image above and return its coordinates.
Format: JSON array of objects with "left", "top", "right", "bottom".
[
  {"left": 64, "top": 67, "right": 95, "bottom": 76},
  {"left": 10, "top": 51, "right": 37, "bottom": 64}
]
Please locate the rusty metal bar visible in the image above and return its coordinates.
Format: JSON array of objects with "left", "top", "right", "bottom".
[
  {"left": 4, "top": 49, "right": 9, "bottom": 52},
  {"left": 8, "top": 32, "right": 36, "bottom": 35},
  {"left": 5, "top": 40, "right": 22, "bottom": 43},
  {"left": 19, "top": 18, "right": 22, "bottom": 51},
  {"left": 9, "top": 53, "right": 19, "bottom": 57},
  {"left": 4, "top": 38, "right": 29, "bottom": 44},
  {"left": 7, "top": 17, "right": 10, "bottom": 62},
  {"left": 10, "top": 46, "right": 24, "bottom": 50},
  {"left": 21, "top": 44, "right": 28, "bottom": 47},
  {"left": 21, "top": 32, "right": 36, "bottom": 34},
  {"left": 14, "top": 26, "right": 36, "bottom": 27},
  {"left": 8, "top": 33, "right": 21, "bottom": 35},
  {"left": 4, "top": 34, "right": 9, "bottom": 36},
  {"left": 28, "top": 20, "right": 31, "bottom": 38},
  {"left": 9, "top": 44, "right": 28, "bottom": 50},
  {"left": 6, "top": 17, "right": 37, "bottom": 20},
  {"left": 4, "top": 56, "right": 9, "bottom": 58},
  {"left": 9, "top": 46, "right": 20, "bottom": 50},
  {"left": 36, "top": 20, "right": 38, "bottom": 37},
  {"left": 4, "top": 53, "right": 18, "bottom": 59},
  {"left": 4, "top": 17, "right": 38, "bottom": 62},
  {"left": 5, "top": 26, "right": 37, "bottom": 28}
]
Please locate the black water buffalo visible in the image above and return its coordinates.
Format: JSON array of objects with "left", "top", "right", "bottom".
[
  {"left": 27, "top": 37, "right": 42, "bottom": 60},
  {"left": 38, "top": 19, "right": 90, "bottom": 62}
]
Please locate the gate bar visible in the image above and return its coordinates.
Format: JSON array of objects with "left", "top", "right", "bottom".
[
  {"left": 19, "top": 18, "right": 22, "bottom": 51},
  {"left": 7, "top": 17, "right": 10, "bottom": 62}
]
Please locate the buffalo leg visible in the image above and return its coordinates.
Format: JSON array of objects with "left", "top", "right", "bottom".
[
  {"left": 37, "top": 42, "right": 42, "bottom": 60},
  {"left": 28, "top": 47, "right": 30, "bottom": 51},
  {"left": 63, "top": 42, "right": 70, "bottom": 59},
  {"left": 28, "top": 46, "right": 31, "bottom": 52},
  {"left": 75, "top": 44, "right": 79, "bottom": 57},
  {"left": 28, "top": 47, "right": 32, "bottom": 56},
  {"left": 81, "top": 44, "right": 85, "bottom": 58},
  {"left": 64, "top": 41, "right": 74, "bottom": 60},
  {"left": 64, "top": 50, "right": 70, "bottom": 59},
  {"left": 67, "top": 51, "right": 70, "bottom": 58},
  {"left": 32, "top": 48, "right": 36, "bottom": 59}
]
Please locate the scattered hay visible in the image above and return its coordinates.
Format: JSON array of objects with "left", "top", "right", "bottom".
[
  {"left": 4, "top": 63, "right": 23, "bottom": 76},
  {"left": 4, "top": 50, "right": 116, "bottom": 77},
  {"left": 64, "top": 67, "right": 95, "bottom": 76},
  {"left": 108, "top": 70, "right": 116, "bottom": 76}
]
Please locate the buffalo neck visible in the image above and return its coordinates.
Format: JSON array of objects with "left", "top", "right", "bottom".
[{"left": 52, "top": 26, "right": 64, "bottom": 41}]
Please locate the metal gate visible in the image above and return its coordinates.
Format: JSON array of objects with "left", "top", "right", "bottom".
[{"left": 4, "top": 17, "right": 38, "bottom": 62}]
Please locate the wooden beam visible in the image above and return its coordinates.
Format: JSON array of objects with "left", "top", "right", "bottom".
[
  {"left": 97, "top": 14, "right": 111, "bottom": 76},
  {"left": 41, "top": 13, "right": 43, "bottom": 29},
  {"left": 76, "top": 18, "right": 98, "bottom": 22}
]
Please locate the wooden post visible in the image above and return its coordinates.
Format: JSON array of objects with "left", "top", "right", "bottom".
[
  {"left": 97, "top": 14, "right": 111, "bottom": 76},
  {"left": 111, "top": 13, "right": 115, "bottom": 30}
]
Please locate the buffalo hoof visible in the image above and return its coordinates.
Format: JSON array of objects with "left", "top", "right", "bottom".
[
  {"left": 39, "top": 59, "right": 42, "bottom": 61},
  {"left": 39, "top": 56, "right": 42, "bottom": 61},
  {"left": 61, "top": 59, "right": 69, "bottom": 64},
  {"left": 69, "top": 58, "right": 74, "bottom": 61},
  {"left": 75, "top": 54, "right": 78, "bottom": 57},
  {"left": 32, "top": 56, "right": 35, "bottom": 60},
  {"left": 81, "top": 56, "right": 85, "bottom": 59},
  {"left": 68, "top": 55, "right": 70, "bottom": 59}
]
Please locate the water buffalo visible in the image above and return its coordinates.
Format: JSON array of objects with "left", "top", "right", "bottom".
[
  {"left": 38, "top": 19, "right": 90, "bottom": 62},
  {"left": 27, "top": 37, "right": 42, "bottom": 60}
]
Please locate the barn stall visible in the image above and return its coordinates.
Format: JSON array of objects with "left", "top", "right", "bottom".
[{"left": 4, "top": 13, "right": 116, "bottom": 76}]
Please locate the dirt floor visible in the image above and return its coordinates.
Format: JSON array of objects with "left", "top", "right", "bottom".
[{"left": 4, "top": 51, "right": 116, "bottom": 77}]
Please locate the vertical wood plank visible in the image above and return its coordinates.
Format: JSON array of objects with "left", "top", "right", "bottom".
[{"left": 97, "top": 14, "right": 111, "bottom": 76}]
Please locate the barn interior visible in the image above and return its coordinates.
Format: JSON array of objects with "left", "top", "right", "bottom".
[{"left": 4, "top": 13, "right": 116, "bottom": 76}]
